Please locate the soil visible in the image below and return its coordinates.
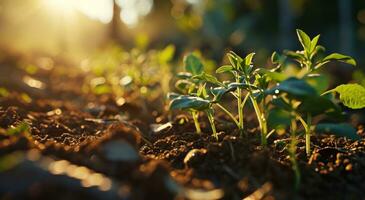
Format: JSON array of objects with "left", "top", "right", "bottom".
[{"left": 0, "top": 51, "right": 365, "bottom": 200}]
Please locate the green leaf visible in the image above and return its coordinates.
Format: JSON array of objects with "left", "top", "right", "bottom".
[
  {"left": 296, "top": 29, "right": 311, "bottom": 52},
  {"left": 304, "top": 74, "right": 329, "bottom": 93},
  {"left": 285, "top": 50, "right": 306, "bottom": 61},
  {"left": 159, "top": 45, "right": 175, "bottom": 63},
  {"left": 227, "top": 52, "right": 240, "bottom": 69},
  {"left": 175, "top": 79, "right": 193, "bottom": 92},
  {"left": 271, "top": 51, "right": 280, "bottom": 64},
  {"left": 315, "top": 123, "right": 360, "bottom": 140},
  {"left": 271, "top": 98, "right": 293, "bottom": 111},
  {"left": 176, "top": 72, "right": 192, "bottom": 79},
  {"left": 5, "top": 122, "right": 29, "bottom": 136},
  {"left": 325, "top": 84, "right": 365, "bottom": 109},
  {"left": 216, "top": 65, "right": 233, "bottom": 73},
  {"left": 167, "top": 92, "right": 180, "bottom": 100},
  {"left": 322, "top": 53, "right": 356, "bottom": 66},
  {"left": 267, "top": 77, "right": 318, "bottom": 98},
  {"left": 244, "top": 53, "right": 255, "bottom": 66},
  {"left": 298, "top": 96, "right": 340, "bottom": 116},
  {"left": 228, "top": 82, "right": 258, "bottom": 91},
  {"left": 196, "top": 84, "right": 208, "bottom": 98},
  {"left": 184, "top": 54, "right": 203, "bottom": 75},
  {"left": 210, "top": 87, "right": 229, "bottom": 102},
  {"left": 268, "top": 108, "right": 292, "bottom": 131},
  {"left": 193, "top": 72, "right": 224, "bottom": 86},
  {"left": 309, "top": 35, "right": 320, "bottom": 53},
  {"left": 169, "top": 95, "right": 210, "bottom": 111},
  {"left": 259, "top": 68, "right": 288, "bottom": 82}
]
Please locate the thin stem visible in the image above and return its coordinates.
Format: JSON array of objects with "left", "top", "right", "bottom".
[
  {"left": 250, "top": 95, "right": 267, "bottom": 147},
  {"left": 237, "top": 87, "right": 244, "bottom": 135},
  {"left": 216, "top": 103, "right": 239, "bottom": 128},
  {"left": 191, "top": 111, "right": 201, "bottom": 134},
  {"left": 290, "top": 117, "right": 301, "bottom": 190},
  {"left": 296, "top": 114, "right": 312, "bottom": 156},
  {"left": 241, "top": 93, "right": 250, "bottom": 110},
  {"left": 206, "top": 110, "right": 217, "bottom": 140},
  {"left": 305, "top": 114, "right": 312, "bottom": 156}
]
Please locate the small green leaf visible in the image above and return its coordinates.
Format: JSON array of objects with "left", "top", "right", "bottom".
[
  {"left": 244, "top": 53, "right": 255, "bottom": 66},
  {"left": 285, "top": 50, "right": 306, "bottom": 61},
  {"left": 227, "top": 52, "right": 239, "bottom": 69},
  {"left": 175, "top": 79, "right": 193, "bottom": 92},
  {"left": 325, "top": 84, "right": 365, "bottom": 109},
  {"left": 259, "top": 68, "right": 288, "bottom": 82},
  {"left": 169, "top": 95, "right": 210, "bottom": 111},
  {"left": 193, "top": 72, "right": 224, "bottom": 86},
  {"left": 184, "top": 54, "right": 203, "bottom": 75},
  {"left": 296, "top": 29, "right": 311, "bottom": 52},
  {"left": 271, "top": 51, "right": 280, "bottom": 64},
  {"left": 216, "top": 65, "right": 233, "bottom": 73},
  {"left": 267, "top": 77, "right": 317, "bottom": 98},
  {"left": 176, "top": 72, "right": 192, "bottom": 79},
  {"left": 228, "top": 82, "right": 258, "bottom": 91},
  {"left": 159, "top": 45, "right": 175, "bottom": 63},
  {"left": 315, "top": 123, "right": 360, "bottom": 140},
  {"left": 5, "top": 122, "right": 29, "bottom": 136},
  {"left": 309, "top": 35, "right": 320, "bottom": 53},
  {"left": 167, "top": 92, "right": 180, "bottom": 100},
  {"left": 322, "top": 53, "right": 356, "bottom": 66}
]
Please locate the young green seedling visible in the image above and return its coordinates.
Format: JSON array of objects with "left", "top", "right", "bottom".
[
  {"left": 271, "top": 29, "right": 357, "bottom": 156},
  {"left": 216, "top": 52, "right": 269, "bottom": 145},
  {"left": 169, "top": 54, "right": 218, "bottom": 139}
]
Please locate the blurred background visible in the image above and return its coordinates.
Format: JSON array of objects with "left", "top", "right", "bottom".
[{"left": 0, "top": 0, "right": 364, "bottom": 67}]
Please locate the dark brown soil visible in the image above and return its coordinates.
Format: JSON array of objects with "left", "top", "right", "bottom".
[{"left": 1, "top": 51, "right": 365, "bottom": 200}]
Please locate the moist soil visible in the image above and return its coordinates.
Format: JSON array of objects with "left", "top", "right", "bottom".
[{"left": 0, "top": 52, "right": 365, "bottom": 200}]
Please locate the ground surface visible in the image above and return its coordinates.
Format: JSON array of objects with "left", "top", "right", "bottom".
[{"left": 0, "top": 52, "right": 365, "bottom": 200}]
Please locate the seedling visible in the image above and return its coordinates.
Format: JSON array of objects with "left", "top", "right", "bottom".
[
  {"left": 0, "top": 122, "right": 30, "bottom": 136},
  {"left": 169, "top": 54, "right": 218, "bottom": 139},
  {"left": 268, "top": 29, "right": 357, "bottom": 156},
  {"left": 266, "top": 29, "right": 360, "bottom": 188},
  {"left": 216, "top": 52, "right": 270, "bottom": 145}
]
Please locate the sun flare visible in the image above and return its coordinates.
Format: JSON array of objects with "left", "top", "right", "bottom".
[{"left": 42, "top": 0, "right": 113, "bottom": 23}]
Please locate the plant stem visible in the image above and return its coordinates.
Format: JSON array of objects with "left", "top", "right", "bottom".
[
  {"left": 250, "top": 95, "right": 267, "bottom": 147},
  {"left": 237, "top": 87, "right": 244, "bottom": 136},
  {"left": 191, "top": 111, "right": 201, "bottom": 134},
  {"left": 290, "top": 117, "right": 301, "bottom": 190},
  {"left": 296, "top": 114, "right": 312, "bottom": 156},
  {"left": 305, "top": 114, "right": 312, "bottom": 156},
  {"left": 206, "top": 110, "right": 217, "bottom": 140},
  {"left": 216, "top": 103, "right": 239, "bottom": 128}
]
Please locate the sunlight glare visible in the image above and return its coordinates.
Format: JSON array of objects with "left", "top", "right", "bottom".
[
  {"left": 43, "top": 0, "right": 75, "bottom": 16},
  {"left": 117, "top": 0, "right": 153, "bottom": 27},
  {"left": 43, "top": 0, "right": 113, "bottom": 24}
]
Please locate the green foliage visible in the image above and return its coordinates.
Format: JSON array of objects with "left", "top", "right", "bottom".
[
  {"left": 184, "top": 54, "right": 204, "bottom": 75},
  {"left": 286, "top": 29, "right": 356, "bottom": 73},
  {"left": 322, "top": 53, "right": 356, "bottom": 66},
  {"left": 169, "top": 95, "right": 210, "bottom": 111},
  {"left": 3, "top": 122, "right": 29, "bottom": 136},
  {"left": 324, "top": 84, "right": 365, "bottom": 109},
  {"left": 315, "top": 123, "right": 360, "bottom": 140},
  {"left": 267, "top": 77, "right": 317, "bottom": 98},
  {"left": 169, "top": 54, "right": 218, "bottom": 138},
  {"left": 167, "top": 29, "right": 361, "bottom": 188}
]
